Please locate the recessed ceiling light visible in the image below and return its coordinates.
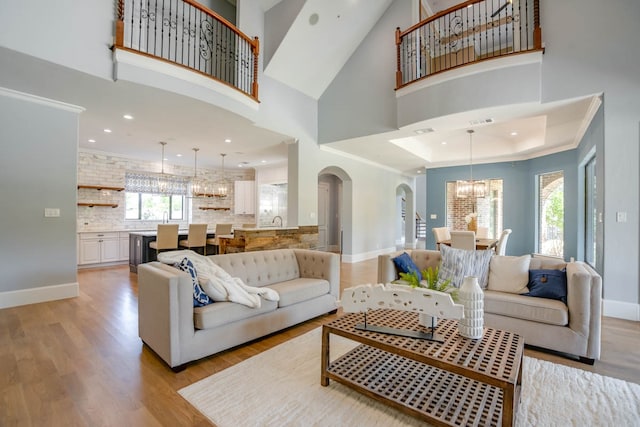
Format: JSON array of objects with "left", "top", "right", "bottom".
[
  {"left": 414, "top": 127, "right": 434, "bottom": 135},
  {"left": 123, "top": 114, "right": 133, "bottom": 120},
  {"left": 88, "top": 139, "right": 96, "bottom": 143},
  {"left": 176, "top": 153, "right": 183, "bottom": 157},
  {"left": 309, "top": 13, "right": 319, "bottom": 25},
  {"left": 103, "top": 128, "right": 112, "bottom": 133},
  {"left": 224, "top": 138, "right": 232, "bottom": 143},
  {"left": 416, "top": 170, "right": 422, "bottom": 174},
  {"left": 261, "top": 160, "right": 267, "bottom": 163},
  {"left": 510, "top": 131, "right": 518, "bottom": 136},
  {"left": 441, "top": 141, "right": 447, "bottom": 145}
]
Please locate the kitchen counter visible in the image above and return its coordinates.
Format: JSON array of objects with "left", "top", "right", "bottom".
[
  {"left": 218, "top": 225, "right": 319, "bottom": 254},
  {"left": 128, "top": 229, "right": 216, "bottom": 272}
]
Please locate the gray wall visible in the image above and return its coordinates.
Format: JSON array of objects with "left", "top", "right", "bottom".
[
  {"left": 0, "top": 91, "right": 79, "bottom": 293},
  {"left": 318, "top": 0, "right": 410, "bottom": 143},
  {"left": 263, "top": 0, "right": 305, "bottom": 67}
]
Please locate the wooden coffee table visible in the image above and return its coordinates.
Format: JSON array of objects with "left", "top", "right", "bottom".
[{"left": 321, "top": 309, "right": 524, "bottom": 426}]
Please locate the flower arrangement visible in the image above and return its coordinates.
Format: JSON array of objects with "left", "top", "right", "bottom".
[{"left": 464, "top": 212, "right": 478, "bottom": 224}]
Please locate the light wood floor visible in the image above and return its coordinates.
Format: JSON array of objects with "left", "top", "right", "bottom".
[{"left": 1, "top": 259, "right": 639, "bottom": 426}]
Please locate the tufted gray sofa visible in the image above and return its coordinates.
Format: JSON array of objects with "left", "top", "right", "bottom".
[
  {"left": 138, "top": 248, "right": 340, "bottom": 370},
  {"left": 378, "top": 249, "right": 602, "bottom": 364}
]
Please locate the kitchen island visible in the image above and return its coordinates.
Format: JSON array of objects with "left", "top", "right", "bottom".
[
  {"left": 128, "top": 229, "right": 216, "bottom": 272},
  {"left": 218, "top": 226, "right": 319, "bottom": 254}
]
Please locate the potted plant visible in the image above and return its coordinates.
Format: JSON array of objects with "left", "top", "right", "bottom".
[{"left": 396, "top": 266, "right": 458, "bottom": 328}]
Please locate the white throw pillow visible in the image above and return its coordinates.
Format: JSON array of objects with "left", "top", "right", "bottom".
[
  {"left": 488, "top": 255, "right": 531, "bottom": 294},
  {"left": 438, "top": 244, "right": 494, "bottom": 289}
]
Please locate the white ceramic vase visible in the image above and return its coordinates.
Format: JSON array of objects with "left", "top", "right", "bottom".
[{"left": 457, "top": 276, "right": 484, "bottom": 339}]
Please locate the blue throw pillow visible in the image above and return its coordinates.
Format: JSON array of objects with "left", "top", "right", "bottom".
[
  {"left": 175, "top": 257, "right": 212, "bottom": 307},
  {"left": 392, "top": 252, "right": 422, "bottom": 281},
  {"left": 523, "top": 268, "right": 567, "bottom": 303}
]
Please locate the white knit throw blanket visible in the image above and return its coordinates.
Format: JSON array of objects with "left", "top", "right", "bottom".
[{"left": 157, "top": 250, "right": 279, "bottom": 308}]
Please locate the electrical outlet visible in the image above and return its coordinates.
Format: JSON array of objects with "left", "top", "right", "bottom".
[
  {"left": 44, "top": 208, "right": 60, "bottom": 217},
  {"left": 430, "top": 214, "right": 437, "bottom": 219},
  {"left": 616, "top": 211, "right": 627, "bottom": 223}
]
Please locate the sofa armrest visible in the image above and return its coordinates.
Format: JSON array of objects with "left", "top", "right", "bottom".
[
  {"left": 294, "top": 249, "right": 340, "bottom": 299},
  {"left": 377, "top": 250, "right": 442, "bottom": 284},
  {"left": 138, "top": 262, "right": 195, "bottom": 368},
  {"left": 566, "top": 261, "right": 602, "bottom": 359}
]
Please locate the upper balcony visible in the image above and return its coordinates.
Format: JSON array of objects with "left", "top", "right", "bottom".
[
  {"left": 113, "top": 0, "right": 259, "bottom": 106},
  {"left": 396, "top": 0, "right": 543, "bottom": 90}
]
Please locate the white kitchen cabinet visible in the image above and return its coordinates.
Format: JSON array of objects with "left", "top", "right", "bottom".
[
  {"left": 118, "top": 232, "right": 130, "bottom": 261},
  {"left": 78, "top": 232, "right": 120, "bottom": 265},
  {"left": 234, "top": 180, "right": 255, "bottom": 215}
]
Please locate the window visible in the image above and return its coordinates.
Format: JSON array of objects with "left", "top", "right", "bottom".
[
  {"left": 446, "top": 179, "right": 503, "bottom": 238},
  {"left": 585, "top": 156, "right": 597, "bottom": 266},
  {"left": 538, "top": 171, "right": 564, "bottom": 257},
  {"left": 125, "top": 192, "right": 184, "bottom": 220},
  {"left": 124, "top": 171, "right": 188, "bottom": 221}
]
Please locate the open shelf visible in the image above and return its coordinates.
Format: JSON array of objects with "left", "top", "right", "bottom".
[
  {"left": 78, "top": 203, "right": 119, "bottom": 208},
  {"left": 199, "top": 207, "right": 231, "bottom": 211},
  {"left": 78, "top": 185, "right": 125, "bottom": 191}
]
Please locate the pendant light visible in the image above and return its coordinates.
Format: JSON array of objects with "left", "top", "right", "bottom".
[
  {"left": 214, "top": 153, "right": 228, "bottom": 198},
  {"left": 456, "top": 130, "right": 486, "bottom": 198},
  {"left": 157, "top": 141, "right": 169, "bottom": 194},
  {"left": 191, "top": 148, "right": 209, "bottom": 197}
]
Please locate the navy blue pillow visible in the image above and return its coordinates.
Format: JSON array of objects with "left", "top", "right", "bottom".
[
  {"left": 523, "top": 268, "right": 567, "bottom": 303},
  {"left": 392, "top": 252, "right": 422, "bottom": 281},
  {"left": 175, "top": 258, "right": 212, "bottom": 307}
]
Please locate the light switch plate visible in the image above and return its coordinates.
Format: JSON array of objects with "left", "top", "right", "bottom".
[
  {"left": 616, "top": 211, "right": 627, "bottom": 223},
  {"left": 44, "top": 208, "right": 60, "bottom": 217},
  {"left": 430, "top": 214, "right": 437, "bottom": 219}
]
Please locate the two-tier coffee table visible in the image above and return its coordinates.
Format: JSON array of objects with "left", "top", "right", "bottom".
[{"left": 321, "top": 309, "right": 524, "bottom": 426}]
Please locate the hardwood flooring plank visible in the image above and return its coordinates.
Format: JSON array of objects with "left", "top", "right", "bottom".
[{"left": 0, "top": 259, "right": 638, "bottom": 426}]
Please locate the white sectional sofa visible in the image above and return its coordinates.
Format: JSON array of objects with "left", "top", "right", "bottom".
[
  {"left": 378, "top": 249, "right": 602, "bottom": 364},
  {"left": 138, "top": 248, "right": 340, "bottom": 370}
]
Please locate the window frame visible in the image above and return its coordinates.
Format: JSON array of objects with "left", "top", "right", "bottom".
[{"left": 125, "top": 192, "right": 185, "bottom": 221}]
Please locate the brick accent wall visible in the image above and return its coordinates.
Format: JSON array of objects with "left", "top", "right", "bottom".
[{"left": 77, "top": 151, "right": 254, "bottom": 232}]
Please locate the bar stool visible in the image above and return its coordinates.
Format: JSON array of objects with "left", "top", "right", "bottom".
[
  {"left": 206, "top": 223, "right": 233, "bottom": 255},
  {"left": 179, "top": 223, "right": 208, "bottom": 255},
  {"left": 149, "top": 224, "right": 179, "bottom": 257}
]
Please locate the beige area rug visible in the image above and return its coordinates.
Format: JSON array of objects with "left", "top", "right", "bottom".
[{"left": 179, "top": 328, "right": 640, "bottom": 427}]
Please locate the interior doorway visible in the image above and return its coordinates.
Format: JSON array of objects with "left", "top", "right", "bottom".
[
  {"left": 396, "top": 183, "right": 416, "bottom": 249},
  {"left": 318, "top": 167, "right": 350, "bottom": 256}
]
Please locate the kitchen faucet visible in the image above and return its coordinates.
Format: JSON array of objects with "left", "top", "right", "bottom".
[{"left": 272, "top": 215, "right": 283, "bottom": 227}]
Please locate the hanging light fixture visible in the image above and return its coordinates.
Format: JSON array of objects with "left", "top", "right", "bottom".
[
  {"left": 157, "top": 141, "right": 170, "bottom": 194},
  {"left": 213, "top": 153, "right": 228, "bottom": 198},
  {"left": 456, "top": 130, "right": 486, "bottom": 198},
  {"left": 190, "top": 148, "right": 209, "bottom": 197}
]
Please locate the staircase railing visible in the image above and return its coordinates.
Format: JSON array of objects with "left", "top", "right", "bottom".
[
  {"left": 115, "top": 0, "right": 259, "bottom": 101},
  {"left": 396, "top": 0, "right": 542, "bottom": 89}
]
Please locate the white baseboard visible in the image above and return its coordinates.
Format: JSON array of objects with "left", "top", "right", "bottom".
[
  {"left": 603, "top": 299, "right": 640, "bottom": 321},
  {"left": 0, "top": 282, "right": 79, "bottom": 309},
  {"left": 342, "top": 247, "right": 396, "bottom": 264}
]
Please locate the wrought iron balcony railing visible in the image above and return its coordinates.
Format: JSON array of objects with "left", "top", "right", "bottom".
[
  {"left": 115, "top": 0, "right": 259, "bottom": 101},
  {"left": 396, "top": 0, "right": 542, "bottom": 89}
]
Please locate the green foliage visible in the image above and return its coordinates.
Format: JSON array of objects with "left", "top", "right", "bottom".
[{"left": 396, "top": 265, "right": 458, "bottom": 301}]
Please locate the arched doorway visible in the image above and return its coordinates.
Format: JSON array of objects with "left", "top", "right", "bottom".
[
  {"left": 396, "top": 183, "right": 416, "bottom": 249},
  {"left": 318, "top": 167, "right": 352, "bottom": 256}
]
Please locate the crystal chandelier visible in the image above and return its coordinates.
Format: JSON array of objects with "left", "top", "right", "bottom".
[
  {"left": 213, "top": 153, "right": 228, "bottom": 198},
  {"left": 456, "top": 130, "right": 486, "bottom": 198}
]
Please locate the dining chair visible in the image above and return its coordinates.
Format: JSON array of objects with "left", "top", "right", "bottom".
[
  {"left": 476, "top": 226, "right": 489, "bottom": 239},
  {"left": 450, "top": 230, "right": 476, "bottom": 250},
  {"left": 149, "top": 224, "right": 179, "bottom": 257},
  {"left": 179, "top": 223, "right": 208, "bottom": 255},
  {"left": 495, "top": 229, "right": 513, "bottom": 255},
  {"left": 206, "top": 223, "right": 233, "bottom": 255},
  {"left": 432, "top": 227, "right": 451, "bottom": 249}
]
